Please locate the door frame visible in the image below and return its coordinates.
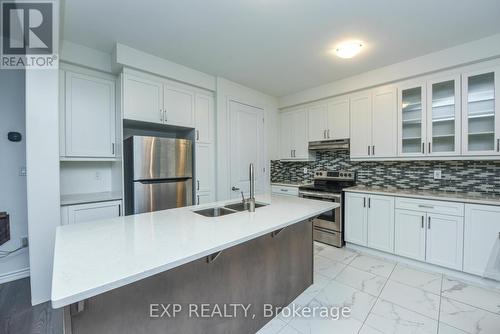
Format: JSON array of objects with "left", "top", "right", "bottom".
[{"left": 224, "top": 96, "right": 268, "bottom": 200}]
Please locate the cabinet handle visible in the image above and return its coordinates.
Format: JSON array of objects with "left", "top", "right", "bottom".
[
  {"left": 428, "top": 142, "right": 431, "bottom": 154},
  {"left": 372, "top": 145, "right": 375, "bottom": 156},
  {"left": 418, "top": 204, "right": 434, "bottom": 209},
  {"left": 428, "top": 216, "right": 431, "bottom": 229},
  {"left": 422, "top": 142, "right": 425, "bottom": 154},
  {"left": 197, "top": 195, "right": 200, "bottom": 205},
  {"left": 160, "top": 109, "right": 163, "bottom": 122},
  {"left": 497, "top": 139, "right": 499, "bottom": 152},
  {"left": 421, "top": 216, "right": 424, "bottom": 229},
  {"left": 290, "top": 150, "right": 293, "bottom": 158},
  {"left": 368, "top": 146, "right": 371, "bottom": 156},
  {"left": 196, "top": 130, "right": 200, "bottom": 141},
  {"left": 112, "top": 143, "right": 115, "bottom": 155},
  {"left": 197, "top": 180, "right": 200, "bottom": 190},
  {"left": 327, "top": 129, "right": 330, "bottom": 138},
  {"left": 368, "top": 197, "right": 371, "bottom": 208},
  {"left": 293, "top": 150, "right": 296, "bottom": 157},
  {"left": 118, "top": 204, "right": 121, "bottom": 216},
  {"left": 323, "top": 130, "right": 326, "bottom": 139},
  {"left": 363, "top": 197, "right": 366, "bottom": 208},
  {"left": 281, "top": 189, "right": 289, "bottom": 192}
]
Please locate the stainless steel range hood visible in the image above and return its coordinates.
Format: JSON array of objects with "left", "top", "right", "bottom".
[{"left": 308, "top": 139, "right": 350, "bottom": 151}]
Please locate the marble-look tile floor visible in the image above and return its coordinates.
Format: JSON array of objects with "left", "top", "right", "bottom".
[{"left": 257, "top": 242, "right": 500, "bottom": 334}]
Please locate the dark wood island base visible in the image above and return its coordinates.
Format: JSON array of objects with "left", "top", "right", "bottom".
[{"left": 68, "top": 219, "right": 314, "bottom": 334}]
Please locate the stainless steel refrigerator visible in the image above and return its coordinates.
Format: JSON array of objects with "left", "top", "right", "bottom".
[{"left": 124, "top": 136, "right": 193, "bottom": 215}]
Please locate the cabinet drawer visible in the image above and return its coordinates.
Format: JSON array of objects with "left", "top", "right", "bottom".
[
  {"left": 271, "top": 185, "right": 299, "bottom": 196},
  {"left": 395, "top": 197, "right": 464, "bottom": 216}
]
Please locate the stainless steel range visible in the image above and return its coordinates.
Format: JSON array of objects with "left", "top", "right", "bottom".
[{"left": 298, "top": 170, "right": 356, "bottom": 247}]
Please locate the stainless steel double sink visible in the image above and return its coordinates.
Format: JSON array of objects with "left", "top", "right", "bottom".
[{"left": 194, "top": 202, "right": 268, "bottom": 217}]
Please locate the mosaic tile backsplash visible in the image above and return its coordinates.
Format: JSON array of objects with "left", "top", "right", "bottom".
[{"left": 271, "top": 150, "right": 500, "bottom": 195}]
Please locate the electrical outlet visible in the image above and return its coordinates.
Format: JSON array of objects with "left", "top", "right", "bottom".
[
  {"left": 303, "top": 167, "right": 308, "bottom": 174},
  {"left": 21, "top": 236, "right": 28, "bottom": 248},
  {"left": 433, "top": 170, "right": 442, "bottom": 180}
]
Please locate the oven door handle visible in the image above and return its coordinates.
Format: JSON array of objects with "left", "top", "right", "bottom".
[{"left": 299, "top": 191, "right": 341, "bottom": 199}]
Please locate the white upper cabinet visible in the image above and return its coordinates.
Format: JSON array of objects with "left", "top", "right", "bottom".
[
  {"left": 427, "top": 75, "right": 461, "bottom": 156},
  {"left": 164, "top": 84, "right": 195, "bottom": 128},
  {"left": 308, "top": 103, "right": 328, "bottom": 142},
  {"left": 327, "top": 97, "right": 350, "bottom": 140},
  {"left": 123, "top": 70, "right": 199, "bottom": 128},
  {"left": 280, "top": 108, "right": 311, "bottom": 160},
  {"left": 372, "top": 86, "right": 397, "bottom": 157},
  {"left": 307, "top": 97, "right": 350, "bottom": 142},
  {"left": 462, "top": 67, "right": 500, "bottom": 156},
  {"left": 350, "top": 91, "right": 373, "bottom": 158},
  {"left": 195, "top": 93, "right": 214, "bottom": 143},
  {"left": 398, "top": 81, "right": 427, "bottom": 156},
  {"left": 123, "top": 74, "right": 163, "bottom": 124},
  {"left": 63, "top": 71, "right": 116, "bottom": 158}
]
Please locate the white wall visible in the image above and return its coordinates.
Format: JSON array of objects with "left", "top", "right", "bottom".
[
  {"left": 0, "top": 70, "right": 30, "bottom": 284},
  {"left": 279, "top": 33, "right": 500, "bottom": 108},
  {"left": 60, "top": 40, "right": 113, "bottom": 73},
  {"left": 25, "top": 69, "right": 60, "bottom": 305},
  {"left": 215, "top": 77, "right": 279, "bottom": 200}
]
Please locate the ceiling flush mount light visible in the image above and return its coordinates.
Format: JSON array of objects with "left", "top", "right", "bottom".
[{"left": 335, "top": 41, "right": 363, "bottom": 59}]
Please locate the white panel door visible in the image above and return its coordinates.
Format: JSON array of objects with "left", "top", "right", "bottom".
[
  {"left": 123, "top": 74, "right": 163, "bottom": 124},
  {"left": 463, "top": 204, "right": 500, "bottom": 276},
  {"left": 308, "top": 103, "right": 328, "bottom": 142},
  {"left": 196, "top": 143, "right": 214, "bottom": 193},
  {"left": 372, "top": 87, "right": 397, "bottom": 157},
  {"left": 195, "top": 93, "right": 214, "bottom": 143},
  {"left": 327, "top": 97, "right": 350, "bottom": 140},
  {"left": 229, "top": 101, "right": 265, "bottom": 199},
  {"left": 461, "top": 67, "right": 500, "bottom": 156},
  {"left": 292, "top": 109, "right": 309, "bottom": 159},
  {"left": 345, "top": 193, "right": 367, "bottom": 246},
  {"left": 164, "top": 84, "right": 195, "bottom": 127},
  {"left": 279, "top": 111, "right": 293, "bottom": 159},
  {"left": 425, "top": 213, "right": 464, "bottom": 270},
  {"left": 426, "top": 75, "right": 461, "bottom": 156},
  {"left": 394, "top": 209, "right": 426, "bottom": 261},
  {"left": 367, "top": 195, "right": 395, "bottom": 253},
  {"left": 65, "top": 72, "right": 115, "bottom": 157},
  {"left": 350, "top": 92, "right": 372, "bottom": 158},
  {"left": 66, "top": 200, "right": 122, "bottom": 225}
]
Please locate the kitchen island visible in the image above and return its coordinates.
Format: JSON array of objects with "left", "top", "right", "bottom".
[{"left": 52, "top": 194, "right": 338, "bottom": 334}]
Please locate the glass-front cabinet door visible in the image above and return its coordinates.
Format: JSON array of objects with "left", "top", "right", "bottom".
[
  {"left": 462, "top": 69, "right": 500, "bottom": 155},
  {"left": 398, "top": 82, "right": 426, "bottom": 156},
  {"left": 426, "top": 75, "right": 461, "bottom": 156}
]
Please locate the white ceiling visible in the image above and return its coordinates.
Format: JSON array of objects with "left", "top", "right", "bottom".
[{"left": 62, "top": 0, "right": 500, "bottom": 97}]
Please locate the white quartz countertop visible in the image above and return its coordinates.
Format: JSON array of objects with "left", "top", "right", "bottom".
[
  {"left": 344, "top": 186, "right": 500, "bottom": 206},
  {"left": 51, "top": 194, "right": 337, "bottom": 308},
  {"left": 60, "top": 191, "right": 123, "bottom": 206}
]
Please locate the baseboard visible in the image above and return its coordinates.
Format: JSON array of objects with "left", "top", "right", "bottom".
[
  {"left": 0, "top": 267, "right": 30, "bottom": 285},
  {"left": 345, "top": 243, "right": 500, "bottom": 291}
]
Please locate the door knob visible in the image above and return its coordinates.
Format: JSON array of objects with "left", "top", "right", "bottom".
[{"left": 232, "top": 186, "right": 240, "bottom": 191}]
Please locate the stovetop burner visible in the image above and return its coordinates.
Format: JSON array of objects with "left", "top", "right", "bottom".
[{"left": 299, "top": 170, "right": 356, "bottom": 193}]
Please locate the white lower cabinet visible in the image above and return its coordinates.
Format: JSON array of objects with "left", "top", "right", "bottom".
[
  {"left": 426, "top": 213, "right": 464, "bottom": 270},
  {"left": 61, "top": 200, "right": 122, "bottom": 225},
  {"left": 345, "top": 193, "right": 394, "bottom": 252},
  {"left": 367, "top": 195, "right": 395, "bottom": 253},
  {"left": 463, "top": 204, "right": 500, "bottom": 276},
  {"left": 345, "top": 192, "right": 368, "bottom": 246},
  {"left": 196, "top": 193, "right": 213, "bottom": 205},
  {"left": 348, "top": 192, "right": 468, "bottom": 273},
  {"left": 395, "top": 209, "right": 426, "bottom": 261}
]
